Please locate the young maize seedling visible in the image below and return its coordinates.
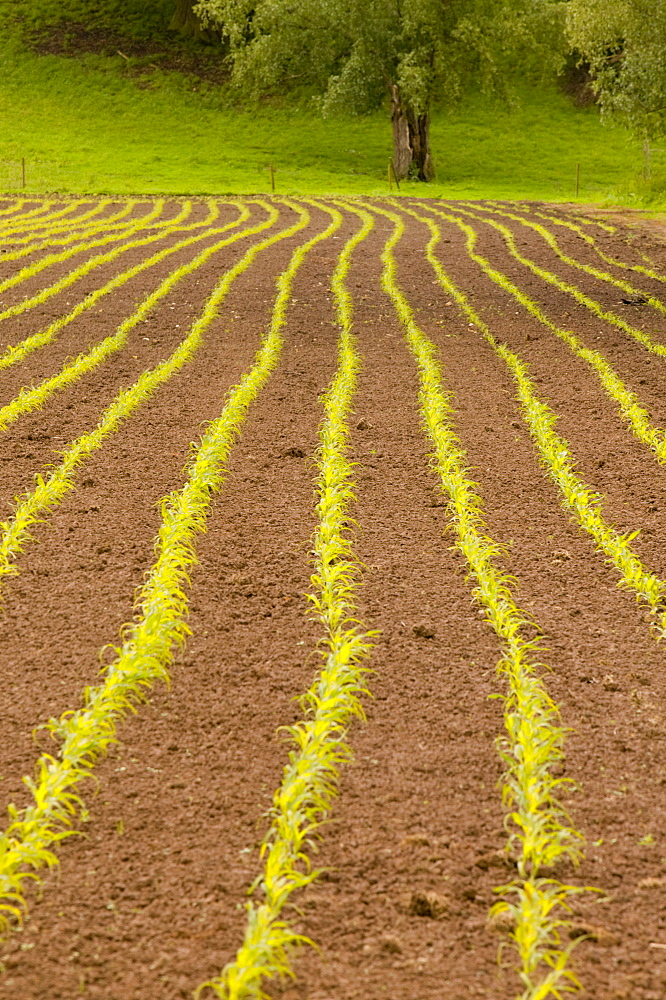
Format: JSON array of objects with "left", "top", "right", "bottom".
[
  {"left": 459, "top": 200, "right": 666, "bottom": 306},
  {"left": 366, "top": 201, "right": 588, "bottom": 1000},
  {"left": 197, "top": 201, "right": 375, "bottom": 1000},
  {"left": 414, "top": 201, "right": 666, "bottom": 641},
  {"left": 0, "top": 202, "right": 340, "bottom": 936},
  {"left": 447, "top": 204, "right": 666, "bottom": 363},
  {"left": 411, "top": 205, "right": 666, "bottom": 466},
  {"left": 0, "top": 203, "right": 255, "bottom": 423}
]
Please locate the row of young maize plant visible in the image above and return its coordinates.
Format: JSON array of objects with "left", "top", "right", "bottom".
[
  {"left": 0, "top": 204, "right": 245, "bottom": 364},
  {"left": 0, "top": 201, "right": 136, "bottom": 255},
  {"left": 0, "top": 202, "right": 140, "bottom": 259},
  {"left": 500, "top": 204, "right": 616, "bottom": 235},
  {"left": 0, "top": 201, "right": 342, "bottom": 938},
  {"left": 0, "top": 200, "right": 171, "bottom": 301},
  {"left": 571, "top": 213, "right": 615, "bottom": 234},
  {"left": 418, "top": 205, "right": 666, "bottom": 467},
  {"left": 197, "top": 201, "right": 375, "bottom": 1000},
  {"left": 0, "top": 201, "right": 312, "bottom": 596},
  {"left": 0, "top": 201, "right": 59, "bottom": 226},
  {"left": 448, "top": 204, "right": 666, "bottom": 363},
  {"left": 494, "top": 203, "right": 663, "bottom": 283},
  {"left": 499, "top": 201, "right": 665, "bottom": 275},
  {"left": 462, "top": 201, "right": 666, "bottom": 306},
  {"left": 409, "top": 202, "right": 666, "bottom": 640},
  {"left": 368, "top": 201, "right": 586, "bottom": 1000},
  {"left": 0, "top": 200, "right": 223, "bottom": 374},
  {"left": 0, "top": 199, "right": 95, "bottom": 238},
  {"left": 0, "top": 199, "right": 30, "bottom": 221},
  {"left": 0, "top": 203, "right": 256, "bottom": 431}
]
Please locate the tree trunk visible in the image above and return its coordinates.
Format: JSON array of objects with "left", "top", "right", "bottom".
[
  {"left": 389, "top": 84, "right": 435, "bottom": 182},
  {"left": 169, "top": 0, "right": 218, "bottom": 42},
  {"left": 407, "top": 107, "right": 435, "bottom": 182},
  {"left": 390, "top": 84, "right": 412, "bottom": 180}
]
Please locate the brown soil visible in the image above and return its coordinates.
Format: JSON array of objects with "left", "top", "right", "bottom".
[{"left": 0, "top": 198, "right": 666, "bottom": 1000}]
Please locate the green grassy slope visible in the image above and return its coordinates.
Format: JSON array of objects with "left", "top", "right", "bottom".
[{"left": 0, "top": 0, "right": 646, "bottom": 200}]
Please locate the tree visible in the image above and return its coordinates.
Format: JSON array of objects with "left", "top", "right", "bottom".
[
  {"left": 195, "top": 0, "right": 566, "bottom": 180},
  {"left": 567, "top": 0, "right": 666, "bottom": 153}
]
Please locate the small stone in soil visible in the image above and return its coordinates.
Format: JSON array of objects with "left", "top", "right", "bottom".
[
  {"left": 408, "top": 890, "right": 449, "bottom": 919},
  {"left": 413, "top": 623, "right": 436, "bottom": 639}
]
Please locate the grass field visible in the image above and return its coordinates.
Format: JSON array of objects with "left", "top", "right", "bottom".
[{"left": 0, "top": 7, "right": 652, "bottom": 201}]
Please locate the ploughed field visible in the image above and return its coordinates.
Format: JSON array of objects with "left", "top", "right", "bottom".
[{"left": 0, "top": 195, "right": 665, "bottom": 1000}]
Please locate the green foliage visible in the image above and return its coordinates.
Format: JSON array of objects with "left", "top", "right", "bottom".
[
  {"left": 567, "top": 0, "right": 666, "bottom": 141},
  {"left": 196, "top": 0, "right": 567, "bottom": 113},
  {"left": 0, "top": 28, "right": 644, "bottom": 200}
]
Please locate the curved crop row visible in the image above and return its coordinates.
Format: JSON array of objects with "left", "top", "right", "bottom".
[
  {"left": 419, "top": 205, "right": 666, "bottom": 466},
  {"left": 0, "top": 200, "right": 221, "bottom": 372},
  {"left": 1, "top": 200, "right": 111, "bottom": 239},
  {"left": 529, "top": 206, "right": 666, "bottom": 278},
  {"left": 0, "top": 200, "right": 93, "bottom": 238},
  {"left": 463, "top": 200, "right": 666, "bottom": 301},
  {"left": 448, "top": 204, "right": 666, "bottom": 363},
  {"left": 494, "top": 205, "right": 614, "bottom": 235},
  {"left": 412, "top": 202, "right": 666, "bottom": 640},
  {"left": 567, "top": 211, "right": 615, "bottom": 234},
  {"left": 0, "top": 202, "right": 339, "bottom": 937},
  {"left": 0, "top": 200, "right": 171, "bottom": 301},
  {"left": 510, "top": 205, "right": 665, "bottom": 283},
  {"left": 0, "top": 200, "right": 224, "bottom": 373},
  {"left": 0, "top": 203, "right": 260, "bottom": 432},
  {"left": 0, "top": 199, "right": 29, "bottom": 220},
  {"left": 0, "top": 201, "right": 56, "bottom": 227},
  {"left": 0, "top": 203, "right": 129, "bottom": 253},
  {"left": 0, "top": 202, "right": 318, "bottom": 599},
  {"left": 0, "top": 201, "right": 139, "bottom": 258},
  {"left": 0, "top": 202, "right": 239, "bottom": 335},
  {"left": 369, "top": 202, "right": 587, "bottom": 1000},
  {"left": 198, "top": 202, "right": 375, "bottom": 1000}
]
